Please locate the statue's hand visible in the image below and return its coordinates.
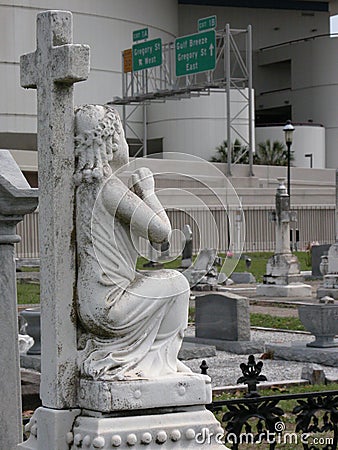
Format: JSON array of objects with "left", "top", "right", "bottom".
[{"left": 129, "top": 168, "right": 155, "bottom": 199}]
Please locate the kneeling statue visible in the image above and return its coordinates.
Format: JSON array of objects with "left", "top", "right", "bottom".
[{"left": 75, "top": 104, "right": 191, "bottom": 381}]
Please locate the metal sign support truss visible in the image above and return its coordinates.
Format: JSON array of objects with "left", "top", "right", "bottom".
[{"left": 109, "top": 25, "right": 253, "bottom": 176}]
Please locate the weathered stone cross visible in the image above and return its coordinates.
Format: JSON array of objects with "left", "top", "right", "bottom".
[{"left": 20, "top": 10, "right": 89, "bottom": 410}]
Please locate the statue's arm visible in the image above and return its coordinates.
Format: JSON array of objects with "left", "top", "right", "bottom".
[{"left": 102, "top": 174, "right": 171, "bottom": 243}]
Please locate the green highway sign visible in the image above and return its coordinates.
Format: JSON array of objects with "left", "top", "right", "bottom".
[
  {"left": 132, "top": 38, "right": 162, "bottom": 71},
  {"left": 198, "top": 15, "right": 217, "bottom": 32},
  {"left": 175, "top": 30, "right": 216, "bottom": 77},
  {"left": 133, "top": 28, "right": 148, "bottom": 42}
]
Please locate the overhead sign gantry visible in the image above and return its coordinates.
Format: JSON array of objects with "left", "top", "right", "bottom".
[{"left": 109, "top": 19, "right": 254, "bottom": 176}]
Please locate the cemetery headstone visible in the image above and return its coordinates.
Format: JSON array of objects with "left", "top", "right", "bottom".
[
  {"left": 231, "top": 272, "right": 256, "bottom": 284},
  {"left": 19, "top": 9, "right": 89, "bottom": 449},
  {"left": 257, "top": 178, "right": 311, "bottom": 297},
  {"left": 185, "top": 292, "right": 264, "bottom": 354},
  {"left": 183, "top": 247, "right": 218, "bottom": 287},
  {"left": 0, "top": 150, "right": 38, "bottom": 450}
]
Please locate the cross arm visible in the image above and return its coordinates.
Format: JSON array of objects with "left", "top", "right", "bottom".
[
  {"left": 52, "top": 44, "right": 90, "bottom": 84},
  {"left": 20, "top": 52, "right": 37, "bottom": 89}
]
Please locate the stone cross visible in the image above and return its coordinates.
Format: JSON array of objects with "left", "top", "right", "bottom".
[{"left": 20, "top": 10, "right": 89, "bottom": 410}]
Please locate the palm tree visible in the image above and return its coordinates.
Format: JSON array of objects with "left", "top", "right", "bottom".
[
  {"left": 254, "top": 139, "right": 294, "bottom": 166},
  {"left": 211, "top": 139, "right": 249, "bottom": 164}
]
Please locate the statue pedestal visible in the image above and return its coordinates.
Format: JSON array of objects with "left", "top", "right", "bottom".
[
  {"left": 71, "top": 407, "right": 224, "bottom": 449},
  {"left": 78, "top": 374, "right": 211, "bottom": 412},
  {"left": 22, "top": 374, "right": 227, "bottom": 449},
  {"left": 74, "top": 374, "right": 225, "bottom": 448}
]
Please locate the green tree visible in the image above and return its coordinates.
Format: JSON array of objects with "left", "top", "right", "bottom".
[
  {"left": 254, "top": 139, "right": 294, "bottom": 166},
  {"left": 210, "top": 139, "right": 249, "bottom": 164}
]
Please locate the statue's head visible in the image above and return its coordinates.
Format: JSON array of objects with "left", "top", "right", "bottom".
[{"left": 74, "top": 104, "right": 129, "bottom": 184}]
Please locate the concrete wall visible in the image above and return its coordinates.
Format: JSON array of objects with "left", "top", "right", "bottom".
[
  {"left": 178, "top": 4, "right": 329, "bottom": 50},
  {"left": 255, "top": 124, "right": 326, "bottom": 169},
  {"left": 2, "top": 1, "right": 336, "bottom": 172},
  {"left": 147, "top": 90, "right": 252, "bottom": 160},
  {"left": 256, "top": 35, "right": 338, "bottom": 168},
  {"left": 0, "top": 0, "right": 178, "bottom": 157}
]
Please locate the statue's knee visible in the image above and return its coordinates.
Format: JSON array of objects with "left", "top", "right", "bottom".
[{"left": 164, "top": 269, "right": 190, "bottom": 298}]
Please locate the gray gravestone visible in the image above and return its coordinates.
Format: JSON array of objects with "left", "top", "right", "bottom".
[
  {"left": 231, "top": 272, "right": 256, "bottom": 284},
  {"left": 184, "top": 292, "right": 264, "bottom": 353},
  {"left": 195, "top": 292, "right": 250, "bottom": 341},
  {"left": 0, "top": 150, "right": 38, "bottom": 449}
]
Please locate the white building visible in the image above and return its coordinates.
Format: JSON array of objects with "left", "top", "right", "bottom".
[
  {"left": 3, "top": 0, "right": 337, "bottom": 256},
  {"left": 2, "top": 0, "right": 338, "bottom": 186}
]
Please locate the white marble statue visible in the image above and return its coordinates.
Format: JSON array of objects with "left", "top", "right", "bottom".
[{"left": 75, "top": 104, "right": 191, "bottom": 381}]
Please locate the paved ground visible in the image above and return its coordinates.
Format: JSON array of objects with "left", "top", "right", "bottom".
[{"left": 183, "top": 327, "right": 338, "bottom": 388}]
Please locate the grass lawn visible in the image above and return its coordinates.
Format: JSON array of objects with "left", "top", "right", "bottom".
[
  {"left": 250, "top": 313, "right": 306, "bottom": 331},
  {"left": 223, "top": 251, "right": 311, "bottom": 282},
  {"left": 136, "top": 251, "right": 311, "bottom": 283},
  {"left": 17, "top": 282, "right": 40, "bottom": 305},
  {"left": 16, "top": 251, "right": 311, "bottom": 306}
]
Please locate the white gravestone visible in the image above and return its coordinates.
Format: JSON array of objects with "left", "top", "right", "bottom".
[
  {"left": 0, "top": 150, "right": 38, "bottom": 450},
  {"left": 20, "top": 11, "right": 225, "bottom": 450},
  {"left": 19, "top": 10, "right": 89, "bottom": 450},
  {"left": 257, "top": 179, "right": 311, "bottom": 297}
]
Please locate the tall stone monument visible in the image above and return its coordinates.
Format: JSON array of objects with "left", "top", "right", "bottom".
[
  {"left": 257, "top": 178, "right": 311, "bottom": 297},
  {"left": 0, "top": 150, "right": 38, "bottom": 450},
  {"left": 19, "top": 11, "right": 224, "bottom": 449}
]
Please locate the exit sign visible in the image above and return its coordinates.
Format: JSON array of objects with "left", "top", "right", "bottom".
[
  {"left": 133, "top": 28, "right": 149, "bottom": 42},
  {"left": 198, "top": 15, "right": 217, "bottom": 32}
]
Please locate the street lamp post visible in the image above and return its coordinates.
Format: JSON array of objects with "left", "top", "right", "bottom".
[
  {"left": 283, "top": 120, "right": 295, "bottom": 203},
  {"left": 305, "top": 153, "right": 313, "bottom": 168}
]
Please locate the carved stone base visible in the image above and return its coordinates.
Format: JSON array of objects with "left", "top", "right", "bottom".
[
  {"left": 317, "top": 287, "right": 338, "bottom": 299},
  {"left": 263, "top": 274, "right": 305, "bottom": 285},
  {"left": 265, "top": 253, "right": 301, "bottom": 279},
  {"left": 18, "top": 407, "right": 81, "bottom": 450},
  {"left": 256, "top": 283, "right": 312, "bottom": 297},
  {"left": 317, "top": 274, "right": 338, "bottom": 299},
  {"left": 78, "top": 374, "right": 212, "bottom": 412},
  {"left": 70, "top": 406, "right": 227, "bottom": 449}
]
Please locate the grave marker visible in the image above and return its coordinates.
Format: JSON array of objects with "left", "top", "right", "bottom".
[{"left": 20, "top": 9, "right": 89, "bottom": 409}]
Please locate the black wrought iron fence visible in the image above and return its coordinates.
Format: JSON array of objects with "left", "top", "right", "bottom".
[{"left": 203, "top": 356, "right": 338, "bottom": 450}]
